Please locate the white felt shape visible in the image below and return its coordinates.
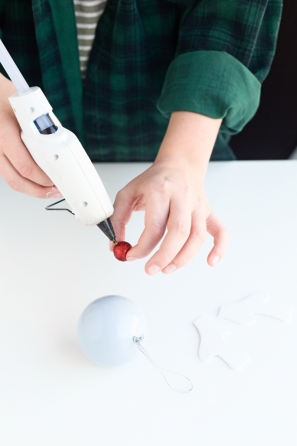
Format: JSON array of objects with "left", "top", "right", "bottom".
[
  {"left": 193, "top": 316, "right": 250, "bottom": 371},
  {"left": 218, "top": 292, "right": 294, "bottom": 326}
]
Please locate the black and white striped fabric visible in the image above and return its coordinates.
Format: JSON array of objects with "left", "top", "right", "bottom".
[{"left": 73, "top": 0, "right": 107, "bottom": 79}]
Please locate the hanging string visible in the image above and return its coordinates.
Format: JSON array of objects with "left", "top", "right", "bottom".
[{"left": 133, "top": 336, "right": 193, "bottom": 393}]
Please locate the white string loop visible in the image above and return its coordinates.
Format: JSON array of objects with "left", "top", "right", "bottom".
[{"left": 133, "top": 336, "right": 193, "bottom": 393}]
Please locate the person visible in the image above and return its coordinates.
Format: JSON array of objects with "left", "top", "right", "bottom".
[{"left": 0, "top": 0, "right": 282, "bottom": 275}]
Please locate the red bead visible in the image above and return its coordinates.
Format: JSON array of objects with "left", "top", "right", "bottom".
[{"left": 113, "top": 241, "right": 132, "bottom": 262}]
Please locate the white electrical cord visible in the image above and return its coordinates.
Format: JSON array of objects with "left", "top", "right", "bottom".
[{"left": 0, "top": 39, "right": 30, "bottom": 94}]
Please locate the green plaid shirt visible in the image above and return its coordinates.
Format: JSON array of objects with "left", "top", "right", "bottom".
[{"left": 0, "top": 0, "right": 282, "bottom": 161}]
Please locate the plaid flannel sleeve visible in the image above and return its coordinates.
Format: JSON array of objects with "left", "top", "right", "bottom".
[{"left": 157, "top": 0, "right": 283, "bottom": 134}]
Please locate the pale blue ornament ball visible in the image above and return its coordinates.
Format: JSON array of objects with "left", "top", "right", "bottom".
[{"left": 77, "top": 295, "right": 147, "bottom": 367}]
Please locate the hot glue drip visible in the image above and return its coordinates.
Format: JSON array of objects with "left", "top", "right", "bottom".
[{"left": 113, "top": 241, "right": 132, "bottom": 261}]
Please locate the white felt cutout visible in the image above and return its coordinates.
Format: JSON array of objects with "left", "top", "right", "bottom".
[
  {"left": 218, "top": 292, "right": 294, "bottom": 326},
  {"left": 193, "top": 316, "right": 250, "bottom": 371}
]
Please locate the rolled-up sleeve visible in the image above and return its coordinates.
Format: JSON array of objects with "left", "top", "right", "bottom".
[{"left": 157, "top": 0, "right": 282, "bottom": 134}]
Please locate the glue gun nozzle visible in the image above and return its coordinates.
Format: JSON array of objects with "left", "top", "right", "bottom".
[{"left": 97, "top": 218, "right": 116, "bottom": 242}]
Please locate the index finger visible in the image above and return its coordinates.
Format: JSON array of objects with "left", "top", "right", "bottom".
[
  {"left": 144, "top": 199, "right": 191, "bottom": 275},
  {"left": 109, "top": 188, "right": 135, "bottom": 249},
  {"left": 2, "top": 135, "right": 53, "bottom": 187},
  {"left": 127, "top": 194, "right": 169, "bottom": 260}
]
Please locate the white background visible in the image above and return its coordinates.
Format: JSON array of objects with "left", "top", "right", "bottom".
[{"left": 0, "top": 161, "right": 296, "bottom": 445}]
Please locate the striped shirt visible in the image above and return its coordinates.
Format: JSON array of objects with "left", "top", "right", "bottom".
[{"left": 73, "top": 0, "right": 107, "bottom": 79}]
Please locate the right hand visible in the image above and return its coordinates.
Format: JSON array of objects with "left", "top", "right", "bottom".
[{"left": 0, "top": 73, "right": 61, "bottom": 198}]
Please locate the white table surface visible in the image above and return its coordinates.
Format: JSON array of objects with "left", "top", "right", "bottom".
[{"left": 0, "top": 161, "right": 297, "bottom": 446}]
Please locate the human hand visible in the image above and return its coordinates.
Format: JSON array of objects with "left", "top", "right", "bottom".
[
  {"left": 110, "top": 111, "right": 228, "bottom": 275},
  {"left": 111, "top": 159, "right": 228, "bottom": 275},
  {"left": 0, "top": 74, "right": 60, "bottom": 198}
]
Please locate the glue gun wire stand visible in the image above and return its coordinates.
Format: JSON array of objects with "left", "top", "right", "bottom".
[
  {"left": 45, "top": 199, "right": 118, "bottom": 244},
  {"left": 0, "top": 39, "right": 116, "bottom": 243}
]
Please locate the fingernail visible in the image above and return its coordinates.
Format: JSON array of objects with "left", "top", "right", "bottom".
[
  {"left": 163, "top": 264, "right": 176, "bottom": 274},
  {"left": 47, "top": 186, "right": 62, "bottom": 198},
  {"left": 211, "top": 255, "right": 220, "bottom": 266},
  {"left": 126, "top": 256, "right": 137, "bottom": 261},
  {"left": 147, "top": 264, "right": 160, "bottom": 275}
]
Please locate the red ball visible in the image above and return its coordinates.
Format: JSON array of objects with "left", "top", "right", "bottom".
[{"left": 113, "top": 241, "right": 132, "bottom": 262}]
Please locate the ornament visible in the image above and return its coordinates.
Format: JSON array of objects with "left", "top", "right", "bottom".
[
  {"left": 77, "top": 295, "right": 193, "bottom": 392},
  {"left": 78, "top": 295, "right": 147, "bottom": 367},
  {"left": 113, "top": 241, "right": 132, "bottom": 261}
]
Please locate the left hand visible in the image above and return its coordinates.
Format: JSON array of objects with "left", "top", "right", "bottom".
[{"left": 110, "top": 111, "right": 228, "bottom": 275}]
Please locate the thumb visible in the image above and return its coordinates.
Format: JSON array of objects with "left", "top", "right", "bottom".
[
  {"left": 206, "top": 211, "right": 229, "bottom": 266},
  {"left": 109, "top": 188, "right": 135, "bottom": 250}
]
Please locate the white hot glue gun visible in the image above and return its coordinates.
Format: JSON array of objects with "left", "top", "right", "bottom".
[{"left": 0, "top": 39, "right": 117, "bottom": 243}]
